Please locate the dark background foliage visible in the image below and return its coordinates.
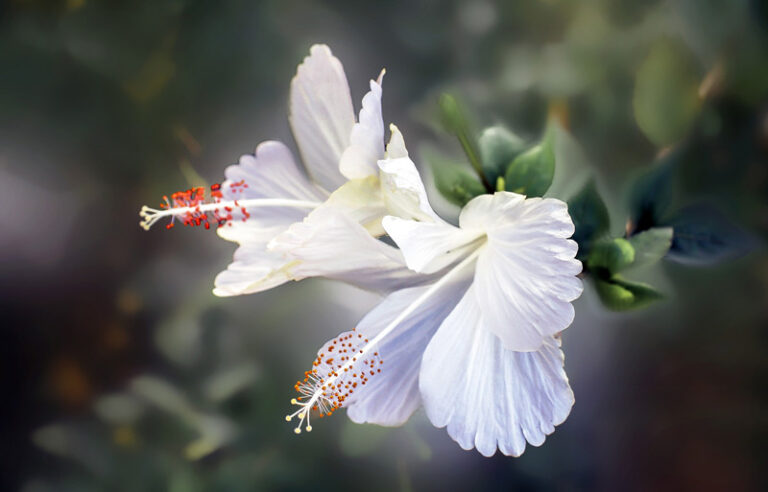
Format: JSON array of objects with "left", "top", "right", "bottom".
[{"left": 1, "top": 0, "right": 767, "bottom": 490}]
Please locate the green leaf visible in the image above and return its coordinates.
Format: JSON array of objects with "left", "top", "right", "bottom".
[
  {"left": 426, "top": 150, "right": 486, "bottom": 207},
  {"left": 626, "top": 227, "right": 673, "bottom": 270},
  {"left": 479, "top": 126, "right": 527, "bottom": 183},
  {"left": 593, "top": 276, "right": 664, "bottom": 311},
  {"left": 633, "top": 39, "right": 701, "bottom": 146},
  {"left": 504, "top": 128, "right": 555, "bottom": 197},
  {"left": 628, "top": 148, "right": 680, "bottom": 234},
  {"left": 668, "top": 203, "right": 755, "bottom": 265},
  {"left": 567, "top": 180, "right": 610, "bottom": 259},
  {"left": 587, "top": 238, "right": 635, "bottom": 275},
  {"left": 546, "top": 124, "right": 592, "bottom": 201}
]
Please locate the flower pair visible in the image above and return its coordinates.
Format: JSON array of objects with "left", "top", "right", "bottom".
[{"left": 141, "top": 44, "right": 583, "bottom": 457}]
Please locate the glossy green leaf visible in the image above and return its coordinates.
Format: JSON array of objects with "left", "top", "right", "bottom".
[
  {"left": 479, "top": 126, "right": 527, "bottom": 183},
  {"left": 504, "top": 128, "right": 555, "bottom": 197},
  {"left": 633, "top": 39, "right": 701, "bottom": 146},
  {"left": 567, "top": 180, "right": 610, "bottom": 259},
  {"left": 593, "top": 276, "right": 664, "bottom": 311}
]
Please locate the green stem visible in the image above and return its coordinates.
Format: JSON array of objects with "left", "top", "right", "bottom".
[
  {"left": 438, "top": 93, "right": 493, "bottom": 193},
  {"left": 456, "top": 132, "right": 492, "bottom": 192}
]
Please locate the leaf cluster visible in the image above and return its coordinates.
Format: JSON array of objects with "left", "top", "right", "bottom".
[
  {"left": 428, "top": 93, "right": 756, "bottom": 311},
  {"left": 430, "top": 93, "right": 556, "bottom": 206}
]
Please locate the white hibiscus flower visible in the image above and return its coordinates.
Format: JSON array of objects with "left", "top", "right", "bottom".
[
  {"left": 287, "top": 128, "right": 583, "bottom": 457},
  {"left": 139, "top": 44, "right": 420, "bottom": 296}
]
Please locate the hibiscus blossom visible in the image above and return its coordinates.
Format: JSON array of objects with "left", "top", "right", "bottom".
[
  {"left": 287, "top": 128, "right": 583, "bottom": 457},
  {"left": 139, "top": 45, "right": 418, "bottom": 295}
]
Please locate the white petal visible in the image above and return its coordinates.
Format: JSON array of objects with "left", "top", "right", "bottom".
[
  {"left": 466, "top": 193, "right": 583, "bottom": 351},
  {"left": 460, "top": 192, "right": 577, "bottom": 239},
  {"left": 213, "top": 240, "right": 294, "bottom": 296},
  {"left": 382, "top": 216, "right": 483, "bottom": 274},
  {"left": 270, "top": 206, "right": 427, "bottom": 293},
  {"left": 222, "top": 141, "right": 324, "bottom": 202},
  {"left": 345, "top": 277, "right": 470, "bottom": 426},
  {"left": 458, "top": 192, "right": 524, "bottom": 229},
  {"left": 319, "top": 176, "right": 388, "bottom": 236},
  {"left": 339, "top": 75, "right": 385, "bottom": 180},
  {"left": 383, "top": 122, "right": 408, "bottom": 159},
  {"left": 289, "top": 44, "right": 355, "bottom": 191},
  {"left": 212, "top": 142, "right": 324, "bottom": 296},
  {"left": 216, "top": 141, "right": 324, "bottom": 243},
  {"left": 378, "top": 125, "right": 443, "bottom": 222},
  {"left": 419, "top": 285, "right": 574, "bottom": 457},
  {"left": 216, "top": 223, "right": 286, "bottom": 245}
]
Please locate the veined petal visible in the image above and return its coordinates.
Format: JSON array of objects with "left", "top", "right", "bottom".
[
  {"left": 460, "top": 192, "right": 577, "bottom": 239},
  {"left": 289, "top": 44, "right": 355, "bottom": 191},
  {"left": 222, "top": 141, "right": 324, "bottom": 202},
  {"left": 217, "top": 141, "right": 325, "bottom": 243},
  {"left": 270, "top": 206, "right": 427, "bottom": 293},
  {"left": 344, "top": 277, "right": 470, "bottom": 426},
  {"left": 339, "top": 74, "right": 385, "bottom": 180},
  {"left": 466, "top": 193, "right": 583, "bottom": 351},
  {"left": 419, "top": 285, "right": 574, "bottom": 457},
  {"left": 382, "top": 216, "right": 483, "bottom": 274},
  {"left": 213, "top": 240, "right": 295, "bottom": 296},
  {"left": 212, "top": 141, "right": 327, "bottom": 295},
  {"left": 378, "top": 125, "right": 442, "bottom": 222}
]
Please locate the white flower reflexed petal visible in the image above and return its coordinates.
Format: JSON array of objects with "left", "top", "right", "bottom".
[
  {"left": 464, "top": 193, "right": 583, "bottom": 351},
  {"left": 339, "top": 74, "right": 385, "bottom": 180},
  {"left": 289, "top": 44, "right": 355, "bottom": 192},
  {"left": 419, "top": 285, "right": 574, "bottom": 457}
]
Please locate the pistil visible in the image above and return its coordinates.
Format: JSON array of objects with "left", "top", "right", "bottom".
[{"left": 139, "top": 183, "right": 321, "bottom": 230}]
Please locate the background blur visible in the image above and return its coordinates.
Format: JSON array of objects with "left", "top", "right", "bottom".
[{"left": 2, "top": 0, "right": 767, "bottom": 490}]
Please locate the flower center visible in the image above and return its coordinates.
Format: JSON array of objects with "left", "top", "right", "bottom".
[{"left": 139, "top": 182, "right": 322, "bottom": 231}]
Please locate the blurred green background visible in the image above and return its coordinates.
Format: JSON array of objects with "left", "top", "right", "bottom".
[{"left": 1, "top": 0, "right": 767, "bottom": 490}]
